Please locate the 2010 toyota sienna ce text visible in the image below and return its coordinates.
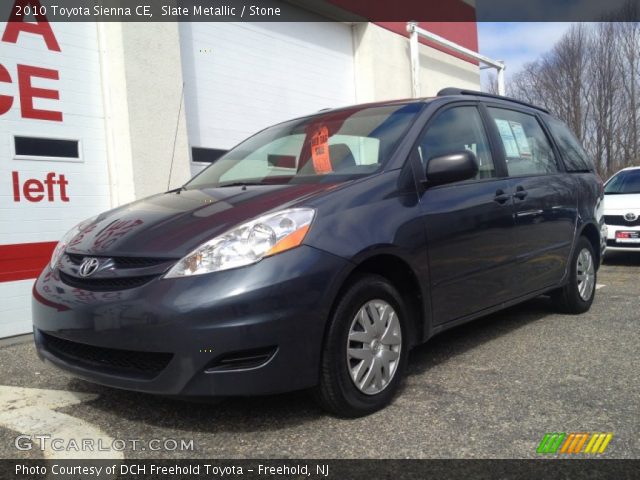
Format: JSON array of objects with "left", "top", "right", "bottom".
[{"left": 32, "top": 89, "right": 604, "bottom": 417}]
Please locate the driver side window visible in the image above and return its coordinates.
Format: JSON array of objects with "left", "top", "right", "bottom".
[{"left": 417, "top": 106, "right": 496, "bottom": 180}]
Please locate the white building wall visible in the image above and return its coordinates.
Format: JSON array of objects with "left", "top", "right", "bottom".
[
  {"left": 98, "top": 22, "right": 191, "bottom": 203},
  {"left": 353, "top": 23, "right": 480, "bottom": 103},
  {"left": 119, "top": 23, "right": 191, "bottom": 198}
]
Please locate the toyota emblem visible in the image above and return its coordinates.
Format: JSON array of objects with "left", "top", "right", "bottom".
[
  {"left": 624, "top": 212, "right": 638, "bottom": 222},
  {"left": 78, "top": 257, "right": 100, "bottom": 277}
]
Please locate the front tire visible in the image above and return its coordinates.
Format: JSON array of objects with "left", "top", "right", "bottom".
[
  {"left": 551, "top": 236, "right": 597, "bottom": 314},
  {"left": 314, "top": 274, "right": 409, "bottom": 417}
]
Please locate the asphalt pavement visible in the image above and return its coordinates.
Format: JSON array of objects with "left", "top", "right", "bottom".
[{"left": 0, "top": 252, "right": 638, "bottom": 459}]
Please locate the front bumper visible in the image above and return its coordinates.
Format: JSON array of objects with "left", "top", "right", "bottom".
[{"left": 32, "top": 245, "right": 350, "bottom": 396}]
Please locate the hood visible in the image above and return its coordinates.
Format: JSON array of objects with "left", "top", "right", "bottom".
[
  {"left": 604, "top": 193, "right": 640, "bottom": 212},
  {"left": 66, "top": 183, "right": 340, "bottom": 258}
]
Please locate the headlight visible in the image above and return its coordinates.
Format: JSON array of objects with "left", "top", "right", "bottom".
[
  {"left": 50, "top": 216, "right": 98, "bottom": 269},
  {"left": 165, "top": 208, "right": 315, "bottom": 278}
]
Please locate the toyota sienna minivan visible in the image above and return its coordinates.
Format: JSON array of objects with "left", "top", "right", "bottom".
[{"left": 33, "top": 89, "right": 603, "bottom": 417}]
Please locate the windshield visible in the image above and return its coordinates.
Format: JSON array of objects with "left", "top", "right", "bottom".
[
  {"left": 605, "top": 169, "right": 640, "bottom": 194},
  {"left": 185, "top": 103, "right": 422, "bottom": 189}
]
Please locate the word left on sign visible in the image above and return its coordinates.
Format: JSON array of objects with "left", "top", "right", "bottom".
[{"left": 12, "top": 171, "right": 69, "bottom": 202}]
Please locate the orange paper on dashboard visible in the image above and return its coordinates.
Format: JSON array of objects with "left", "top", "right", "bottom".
[{"left": 311, "top": 126, "right": 332, "bottom": 174}]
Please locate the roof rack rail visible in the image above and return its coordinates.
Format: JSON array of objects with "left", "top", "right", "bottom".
[{"left": 437, "top": 88, "right": 549, "bottom": 114}]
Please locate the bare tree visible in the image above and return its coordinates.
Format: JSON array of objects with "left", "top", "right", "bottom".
[
  {"left": 617, "top": 17, "right": 640, "bottom": 174},
  {"left": 507, "top": 6, "right": 640, "bottom": 178},
  {"left": 587, "top": 22, "right": 622, "bottom": 175},
  {"left": 482, "top": 72, "right": 500, "bottom": 95}
]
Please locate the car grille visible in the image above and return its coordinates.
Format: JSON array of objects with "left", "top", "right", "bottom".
[
  {"left": 59, "top": 253, "right": 177, "bottom": 291},
  {"left": 604, "top": 215, "right": 640, "bottom": 227},
  {"left": 41, "top": 332, "right": 173, "bottom": 379},
  {"left": 59, "top": 271, "right": 156, "bottom": 291}
]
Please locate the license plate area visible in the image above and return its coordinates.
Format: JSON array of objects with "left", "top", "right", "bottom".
[{"left": 615, "top": 231, "right": 640, "bottom": 243}]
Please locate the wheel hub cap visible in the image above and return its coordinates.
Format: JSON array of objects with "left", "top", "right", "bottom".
[
  {"left": 576, "top": 247, "right": 595, "bottom": 301},
  {"left": 347, "top": 299, "right": 402, "bottom": 396}
]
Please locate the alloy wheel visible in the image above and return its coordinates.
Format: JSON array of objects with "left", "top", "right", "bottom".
[
  {"left": 346, "top": 300, "right": 402, "bottom": 395},
  {"left": 576, "top": 248, "right": 595, "bottom": 301}
]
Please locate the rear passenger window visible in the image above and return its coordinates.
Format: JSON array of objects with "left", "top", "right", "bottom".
[
  {"left": 488, "top": 108, "right": 558, "bottom": 176},
  {"left": 545, "top": 117, "right": 594, "bottom": 172},
  {"left": 417, "top": 106, "right": 496, "bottom": 180}
]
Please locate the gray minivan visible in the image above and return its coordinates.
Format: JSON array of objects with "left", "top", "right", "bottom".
[{"left": 33, "top": 89, "right": 603, "bottom": 416}]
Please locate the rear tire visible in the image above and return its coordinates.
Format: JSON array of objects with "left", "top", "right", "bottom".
[
  {"left": 313, "top": 274, "right": 409, "bottom": 417},
  {"left": 551, "top": 236, "right": 596, "bottom": 314}
]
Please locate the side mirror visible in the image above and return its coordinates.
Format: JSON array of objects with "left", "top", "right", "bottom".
[{"left": 425, "top": 151, "right": 479, "bottom": 186}]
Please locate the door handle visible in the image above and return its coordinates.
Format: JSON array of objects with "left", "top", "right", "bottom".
[
  {"left": 513, "top": 186, "right": 528, "bottom": 200},
  {"left": 494, "top": 189, "right": 511, "bottom": 204}
]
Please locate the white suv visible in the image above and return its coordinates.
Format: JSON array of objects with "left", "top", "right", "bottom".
[{"left": 604, "top": 166, "right": 640, "bottom": 253}]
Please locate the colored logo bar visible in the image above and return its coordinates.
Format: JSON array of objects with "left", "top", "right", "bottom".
[{"left": 537, "top": 433, "right": 613, "bottom": 454}]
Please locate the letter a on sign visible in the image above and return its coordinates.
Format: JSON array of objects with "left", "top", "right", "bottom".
[
  {"left": 2, "top": 0, "right": 61, "bottom": 52},
  {"left": 311, "top": 126, "right": 332, "bottom": 174}
]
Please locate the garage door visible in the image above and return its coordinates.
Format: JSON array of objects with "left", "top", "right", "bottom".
[
  {"left": 179, "top": 21, "right": 356, "bottom": 172},
  {"left": 0, "top": 21, "right": 111, "bottom": 337}
]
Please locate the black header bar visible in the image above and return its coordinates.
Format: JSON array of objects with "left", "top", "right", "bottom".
[{"left": 1, "top": 0, "right": 640, "bottom": 23}]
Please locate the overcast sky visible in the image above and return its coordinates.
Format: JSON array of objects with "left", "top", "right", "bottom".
[{"left": 477, "top": 22, "right": 575, "bottom": 83}]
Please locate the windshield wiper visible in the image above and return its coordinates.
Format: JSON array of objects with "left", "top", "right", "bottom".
[{"left": 217, "top": 181, "right": 266, "bottom": 188}]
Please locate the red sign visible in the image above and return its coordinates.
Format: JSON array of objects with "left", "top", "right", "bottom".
[{"left": 311, "top": 126, "right": 333, "bottom": 174}]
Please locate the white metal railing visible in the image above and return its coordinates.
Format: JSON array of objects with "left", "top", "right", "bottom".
[{"left": 406, "top": 22, "right": 506, "bottom": 97}]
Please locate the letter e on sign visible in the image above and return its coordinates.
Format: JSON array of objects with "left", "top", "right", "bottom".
[{"left": 17, "top": 65, "right": 62, "bottom": 122}]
